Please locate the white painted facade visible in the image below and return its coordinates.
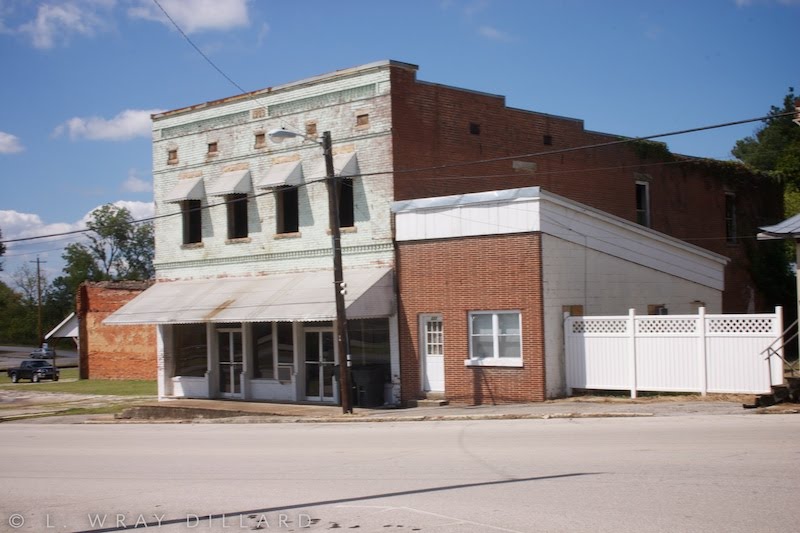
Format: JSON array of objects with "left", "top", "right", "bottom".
[
  {"left": 393, "top": 186, "right": 729, "bottom": 398},
  {"left": 114, "top": 61, "right": 413, "bottom": 405},
  {"left": 152, "top": 62, "right": 401, "bottom": 279}
]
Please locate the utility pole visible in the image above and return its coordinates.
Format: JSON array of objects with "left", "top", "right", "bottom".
[
  {"left": 30, "top": 257, "right": 46, "bottom": 347},
  {"left": 322, "top": 131, "right": 353, "bottom": 414},
  {"left": 268, "top": 127, "right": 353, "bottom": 414}
]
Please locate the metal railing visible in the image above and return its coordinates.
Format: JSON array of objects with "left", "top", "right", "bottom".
[{"left": 761, "top": 318, "right": 799, "bottom": 378}]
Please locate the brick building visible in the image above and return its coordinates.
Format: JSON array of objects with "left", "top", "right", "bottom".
[
  {"left": 393, "top": 187, "right": 727, "bottom": 403},
  {"left": 78, "top": 282, "right": 156, "bottom": 380},
  {"left": 106, "top": 60, "right": 781, "bottom": 405}
]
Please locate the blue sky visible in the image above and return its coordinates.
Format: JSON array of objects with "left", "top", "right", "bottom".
[{"left": 0, "top": 0, "right": 798, "bottom": 283}]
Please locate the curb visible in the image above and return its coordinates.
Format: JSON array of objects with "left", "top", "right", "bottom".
[{"left": 90, "top": 411, "right": 656, "bottom": 424}]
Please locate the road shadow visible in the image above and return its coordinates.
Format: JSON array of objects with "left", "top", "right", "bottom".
[{"left": 74, "top": 472, "right": 600, "bottom": 532}]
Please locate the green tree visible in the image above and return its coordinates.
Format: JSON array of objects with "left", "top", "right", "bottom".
[
  {"left": 732, "top": 88, "right": 800, "bottom": 215},
  {"left": 85, "top": 204, "right": 154, "bottom": 280},
  {"left": 0, "top": 280, "right": 35, "bottom": 344},
  {"left": 48, "top": 205, "right": 154, "bottom": 313}
]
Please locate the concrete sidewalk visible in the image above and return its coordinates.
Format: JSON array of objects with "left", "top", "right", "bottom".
[{"left": 111, "top": 394, "right": 799, "bottom": 424}]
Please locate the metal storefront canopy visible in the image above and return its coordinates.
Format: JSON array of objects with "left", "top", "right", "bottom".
[{"left": 104, "top": 267, "right": 394, "bottom": 325}]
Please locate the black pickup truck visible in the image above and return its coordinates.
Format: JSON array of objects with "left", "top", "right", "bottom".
[{"left": 6, "top": 360, "right": 60, "bottom": 383}]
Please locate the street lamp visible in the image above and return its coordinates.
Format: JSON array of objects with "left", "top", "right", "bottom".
[{"left": 268, "top": 128, "right": 353, "bottom": 414}]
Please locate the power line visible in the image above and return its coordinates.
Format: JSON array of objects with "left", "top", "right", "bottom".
[
  {"left": 152, "top": 0, "right": 250, "bottom": 98},
  {"left": 0, "top": 110, "right": 790, "bottom": 246}
]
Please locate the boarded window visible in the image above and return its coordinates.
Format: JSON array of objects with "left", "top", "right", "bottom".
[
  {"left": 254, "top": 132, "right": 266, "bottom": 147},
  {"left": 207, "top": 142, "right": 218, "bottom": 154},
  {"left": 306, "top": 122, "right": 317, "bottom": 138},
  {"left": 167, "top": 149, "right": 178, "bottom": 165},
  {"left": 356, "top": 114, "right": 369, "bottom": 127}
]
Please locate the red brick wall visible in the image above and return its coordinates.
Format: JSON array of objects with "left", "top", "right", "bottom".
[
  {"left": 397, "top": 233, "right": 545, "bottom": 405},
  {"left": 389, "top": 66, "right": 784, "bottom": 313},
  {"left": 77, "top": 282, "right": 156, "bottom": 380}
]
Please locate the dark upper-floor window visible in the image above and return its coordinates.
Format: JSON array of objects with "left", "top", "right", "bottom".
[
  {"left": 181, "top": 200, "right": 202, "bottom": 245},
  {"left": 725, "top": 193, "right": 737, "bottom": 244},
  {"left": 635, "top": 181, "right": 650, "bottom": 227},
  {"left": 226, "top": 194, "right": 248, "bottom": 239},
  {"left": 276, "top": 186, "right": 299, "bottom": 234},
  {"left": 338, "top": 178, "right": 354, "bottom": 228}
]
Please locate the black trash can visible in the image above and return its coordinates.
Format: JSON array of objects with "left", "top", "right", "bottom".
[{"left": 351, "top": 365, "right": 386, "bottom": 407}]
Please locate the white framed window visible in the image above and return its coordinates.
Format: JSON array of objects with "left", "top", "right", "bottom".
[{"left": 466, "top": 311, "right": 522, "bottom": 367}]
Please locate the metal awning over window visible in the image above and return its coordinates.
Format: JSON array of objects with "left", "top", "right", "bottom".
[
  {"left": 306, "top": 152, "right": 359, "bottom": 180},
  {"left": 206, "top": 169, "right": 252, "bottom": 196},
  {"left": 164, "top": 177, "right": 204, "bottom": 203},
  {"left": 256, "top": 161, "right": 303, "bottom": 189},
  {"left": 104, "top": 267, "right": 394, "bottom": 325}
]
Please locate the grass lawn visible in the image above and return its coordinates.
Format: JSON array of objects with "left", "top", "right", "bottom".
[{"left": 0, "top": 367, "right": 156, "bottom": 396}]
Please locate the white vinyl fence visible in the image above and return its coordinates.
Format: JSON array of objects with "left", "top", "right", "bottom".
[{"left": 565, "top": 308, "right": 784, "bottom": 397}]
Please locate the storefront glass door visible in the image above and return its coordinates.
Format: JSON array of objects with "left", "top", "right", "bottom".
[
  {"left": 304, "top": 330, "right": 335, "bottom": 402},
  {"left": 218, "top": 329, "right": 243, "bottom": 398}
]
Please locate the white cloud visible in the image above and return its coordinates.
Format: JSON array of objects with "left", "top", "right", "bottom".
[
  {"left": 478, "top": 25, "right": 513, "bottom": 42},
  {"left": 128, "top": 0, "right": 250, "bottom": 34},
  {"left": 18, "top": 1, "right": 114, "bottom": 49},
  {"left": 0, "top": 200, "right": 154, "bottom": 283},
  {"left": 122, "top": 170, "right": 153, "bottom": 193},
  {"left": 109, "top": 200, "right": 154, "bottom": 222},
  {"left": 0, "top": 131, "right": 24, "bottom": 154},
  {"left": 53, "top": 109, "right": 164, "bottom": 141}
]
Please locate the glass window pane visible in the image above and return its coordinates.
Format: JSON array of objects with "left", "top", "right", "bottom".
[
  {"left": 322, "top": 332, "right": 335, "bottom": 363},
  {"left": 305, "top": 332, "right": 319, "bottom": 362},
  {"left": 232, "top": 332, "right": 243, "bottom": 363},
  {"left": 498, "top": 313, "right": 520, "bottom": 335},
  {"left": 471, "top": 337, "right": 494, "bottom": 358},
  {"left": 471, "top": 314, "right": 493, "bottom": 335},
  {"left": 252, "top": 322, "right": 274, "bottom": 379},
  {"left": 173, "top": 324, "right": 207, "bottom": 377},
  {"left": 277, "top": 323, "right": 294, "bottom": 365},
  {"left": 498, "top": 336, "right": 521, "bottom": 358}
]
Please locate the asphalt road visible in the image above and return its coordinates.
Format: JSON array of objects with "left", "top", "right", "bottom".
[
  {"left": 0, "top": 415, "right": 798, "bottom": 532},
  {"left": 0, "top": 345, "right": 78, "bottom": 370}
]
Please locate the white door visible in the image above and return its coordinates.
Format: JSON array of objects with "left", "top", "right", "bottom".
[{"left": 420, "top": 314, "right": 444, "bottom": 393}]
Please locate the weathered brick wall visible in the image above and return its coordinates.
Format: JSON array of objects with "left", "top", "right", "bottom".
[
  {"left": 77, "top": 282, "right": 156, "bottom": 380},
  {"left": 396, "top": 233, "right": 545, "bottom": 405},
  {"left": 389, "top": 66, "right": 784, "bottom": 313}
]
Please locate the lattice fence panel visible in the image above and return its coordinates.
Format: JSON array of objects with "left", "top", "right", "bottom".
[
  {"left": 637, "top": 318, "right": 697, "bottom": 334},
  {"left": 571, "top": 320, "right": 627, "bottom": 334},
  {"left": 707, "top": 318, "right": 774, "bottom": 334}
]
